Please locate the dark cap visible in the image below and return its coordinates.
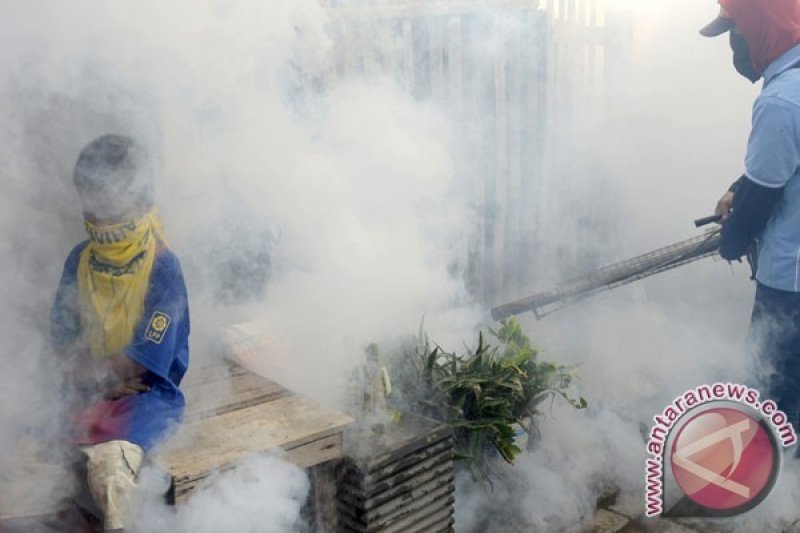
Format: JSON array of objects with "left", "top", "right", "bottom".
[
  {"left": 700, "top": 6, "right": 735, "bottom": 37},
  {"left": 73, "top": 134, "right": 154, "bottom": 219}
]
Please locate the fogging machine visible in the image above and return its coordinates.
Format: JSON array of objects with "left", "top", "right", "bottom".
[{"left": 490, "top": 216, "right": 723, "bottom": 321}]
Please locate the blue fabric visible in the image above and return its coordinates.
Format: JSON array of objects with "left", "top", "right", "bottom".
[
  {"left": 51, "top": 242, "right": 87, "bottom": 350},
  {"left": 745, "top": 43, "right": 800, "bottom": 291},
  {"left": 750, "top": 283, "right": 800, "bottom": 429},
  {"left": 51, "top": 242, "right": 190, "bottom": 451}
]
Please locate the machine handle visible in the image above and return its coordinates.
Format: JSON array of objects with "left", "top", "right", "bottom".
[{"left": 694, "top": 214, "right": 722, "bottom": 228}]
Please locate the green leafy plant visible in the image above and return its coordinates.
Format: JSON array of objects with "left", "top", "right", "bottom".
[{"left": 390, "top": 318, "right": 587, "bottom": 482}]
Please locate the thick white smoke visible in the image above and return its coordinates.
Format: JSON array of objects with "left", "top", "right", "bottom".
[
  {"left": 0, "top": 0, "right": 478, "bottom": 528},
  {"left": 134, "top": 454, "right": 310, "bottom": 533},
  {"left": 453, "top": 1, "right": 796, "bottom": 532},
  {"left": 2, "top": 0, "right": 794, "bottom": 531}
]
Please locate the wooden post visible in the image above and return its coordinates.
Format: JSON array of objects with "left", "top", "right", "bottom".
[
  {"left": 430, "top": 16, "right": 446, "bottom": 101},
  {"left": 505, "top": 18, "right": 522, "bottom": 302},
  {"left": 402, "top": 18, "right": 414, "bottom": 92},
  {"left": 494, "top": 12, "right": 509, "bottom": 302}
]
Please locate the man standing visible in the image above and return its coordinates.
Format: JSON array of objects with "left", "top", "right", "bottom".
[
  {"left": 704, "top": 1, "right": 800, "bottom": 428},
  {"left": 51, "top": 134, "right": 190, "bottom": 531}
]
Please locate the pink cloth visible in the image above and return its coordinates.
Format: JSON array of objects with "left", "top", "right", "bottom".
[{"left": 721, "top": 0, "right": 800, "bottom": 73}]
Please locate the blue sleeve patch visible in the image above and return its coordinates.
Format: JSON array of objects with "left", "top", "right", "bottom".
[
  {"left": 145, "top": 311, "right": 171, "bottom": 344},
  {"left": 126, "top": 249, "right": 189, "bottom": 381}
]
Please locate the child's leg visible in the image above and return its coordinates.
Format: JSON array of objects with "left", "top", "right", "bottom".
[{"left": 82, "top": 440, "right": 144, "bottom": 532}]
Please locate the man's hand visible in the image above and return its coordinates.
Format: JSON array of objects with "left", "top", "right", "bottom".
[
  {"left": 105, "top": 377, "right": 150, "bottom": 400},
  {"left": 715, "top": 191, "right": 735, "bottom": 222}
]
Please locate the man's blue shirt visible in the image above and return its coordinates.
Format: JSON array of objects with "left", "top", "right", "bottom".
[{"left": 747, "top": 44, "right": 800, "bottom": 291}]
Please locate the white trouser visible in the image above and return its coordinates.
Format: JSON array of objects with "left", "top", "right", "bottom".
[{"left": 81, "top": 440, "right": 144, "bottom": 531}]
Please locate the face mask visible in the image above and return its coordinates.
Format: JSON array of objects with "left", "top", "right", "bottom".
[{"left": 730, "top": 28, "right": 761, "bottom": 83}]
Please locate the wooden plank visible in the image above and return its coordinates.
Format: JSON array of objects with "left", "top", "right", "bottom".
[
  {"left": 285, "top": 434, "right": 344, "bottom": 470},
  {"left": 337, "top": 478, "right": 453, "bottom": 523},
  {"left": 340, "top": 444, "right": 452, "bottom": 492},
  {"left": 183, "top": 371, "right": 290, "bottom": 422},
  {"left": 338, "top": 458, "right": 453, "bottom": 511},
  {"left": 400, "top": 508, "right": 455, "bottom": 533},
  {"left": 351, "top": 417, "right": 451, "bottom": 473},
  {"left": 180, "top": 361, "right": 250, "bottom": 389},
  {"left": 336, "top": 499, "right": 454, "bottom": 532},
  {"left": 376, "top": 487, "right": 455, "bottom": 532},
  {"left": 340, "top": 473, "right": 454, "bottom": 526},
  {"left": 346, "top": 474, "right": 454, "bottom": 526},
  {"left": 171, "top": 433, "right": 344, "bottom": 506},
  {"left": 160, "top": 395, "right": 353, "bottom": 484},
  {"left": 182, "top": 366, "right": 285, "bottom": 396},
  {"left": 340, "top": 450, "right": 452, "bottom": 499},
  {"left": 420, "top": 516, "right": 455, "bottom": 533},
  {"left": 337, "top": 499, "right": 454, "bottom": 533},
  {"left": 359, "top": 439, "right": 453, "bottom": 486},
  {"left": 339, "top": 451, "right": 451, "bottom": 500}
]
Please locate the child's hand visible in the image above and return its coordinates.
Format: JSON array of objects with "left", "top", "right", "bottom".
[{"left": 105, "top": 377, "right": 150, "bottom": 400}]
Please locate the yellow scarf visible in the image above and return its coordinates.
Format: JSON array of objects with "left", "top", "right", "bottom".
[{"left": 77, "top": 211, "right": 166, "bottom": 358}]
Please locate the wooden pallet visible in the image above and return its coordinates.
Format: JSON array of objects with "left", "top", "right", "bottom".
[
  {"left": 157, "top": 361, "right": 354, "bottom": 506},
  {"left": 1, "top": 362, "right": 353, "bottom": 530},
  {"left": 336, "top": 414, "right": 455, "bottom": 533}
]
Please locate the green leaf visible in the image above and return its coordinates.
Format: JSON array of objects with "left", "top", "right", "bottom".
[{"left": 388, "top": 315, "right": 588, "bottom": 486}]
